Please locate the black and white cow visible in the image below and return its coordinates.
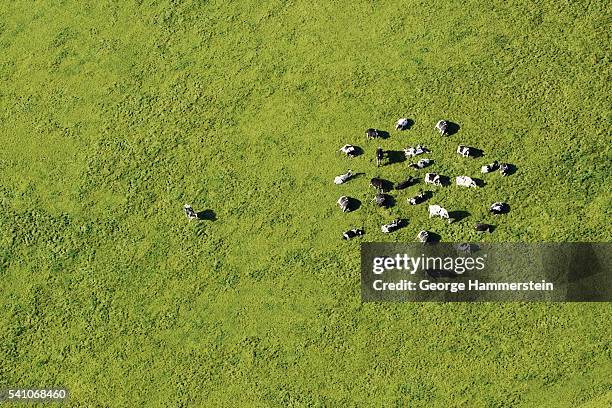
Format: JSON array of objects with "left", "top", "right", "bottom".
[
  {"left": 489, "top": 202, "right": 509, "bottom": 215},
  {"left": 456, "top": 145, "right": 475, "bottom": 158},
  {"left": 394, "top": 176, "right": 417, "bottom": 190},
  {"left": 339, "top": 144, "right": 359, "bottom": 158},
  {"left": 409, "top": 158, "right": 434, "bottom": 170},
  {"left": 475, "top": 223, "right": 493, "bottom": 233},
  {"left": 481, "top": 161, "right": 499, "bottom": 174},
  {"left": 183, "top": 204, "right": 198, "bottom": 220},
  {"left": 417, "top": 230, "right": 430, "bottom": 243},
  {"left": 370, "top": 177, "right": 386, "bottom": 192},
  {"left": 456, "top": 175, "right": 478, "bottom": 188},
  {"left": 499, "top": 163, "right": 511, "bottom": 176},
  {"left": 424, "top": 172, "right": 442, "bottom": 186},
  {"left": 373, "top": 193, "right": 391, "bottom": 207},
  {"left": 366, "top": 128, "right": 380, "bottom": 139},
  {"left": 429, "top": 204, "right": 451, "bottom": 223},
  {"left": 408, "top": 189, "right": 429, "bottom": 205},
  {"left": 376, "top": 147, "right": 384, "bottom": 167},
  {"left": 435, "top": 120, "right": 449, "bottom": 136},
  {"left": 381, "top": 219, "right": 404, "bottom": 233},
  {"left": 334, "top": 170, "right": 354, "bottom": 185},
  {"left": 395, "top": 118, "right": 410, "bottom": 130},
  {"left": 337, "top": 196, "right": 351, "bottom": 212},
  {"left": 343, "top": 228, "right": 365, "bottom": 240},
  {"left": 404, "top": 145, "right": 430, "bottom": 158}
]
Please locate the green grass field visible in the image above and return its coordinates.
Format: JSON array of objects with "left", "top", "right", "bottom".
[{"left": 1, "top": 0, "right": 611, "bottom": 406}]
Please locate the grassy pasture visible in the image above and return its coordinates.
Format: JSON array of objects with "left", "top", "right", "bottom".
[{"left": 0, "top": 0, "right": 610, "bottom": 406}]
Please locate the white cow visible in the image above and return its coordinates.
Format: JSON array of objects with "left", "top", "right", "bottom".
[
  {"left": 337, "top": 196, "right": 351, "bottom": 212},
  {"left": 404, "top": 145, "right": 430, "bottom": 158},
  {"left": 456, "top": 176, "right": 478, "bottom": 187},
  {"left": 334, "top": 170, "right": 354, "bottom": 185},
  {"left": 429, "top": 204, "right": 450, "bottom": 222},
  {"left": 339, "top": 144, "right": 358, "bottom": 157},
  {"left": 395, "top": 118, "right": 410, "bottom": 130},
  {"left": 481, "top": 161, "right": 499, "bottom": 173}
]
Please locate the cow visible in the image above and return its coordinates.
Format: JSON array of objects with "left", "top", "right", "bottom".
[
  {"left": 404, "top": 145, "right": 430, "bottom": 158},
  {"left": 490, "top": 202, "right": 509, "bottom": 215},
  {"left": 395, "top": 118, "right": 410, "bottom": 130},
  {"left": 183, "top": 204, "right": 198, "bottom": 220},
  {"left": 343, "top": 228, "right": 365, "bottom": 240},
  {"left": 481, "top": 161, "right": 499, "bottom": 174},
  {"left": 417, "top": 230, "right": 430, "bottom": 243},
  {"left": 435, "top": 120, "right": 449, "bottom": 136},
  {"left": 337, "top": 196, "right": 351, "bottom": 212},
  {"left": 373, "top": 193, "right": 391, "bottom": 208},
  {"left": 429, "top": 204, "right": 451, "bottom": 223},
  {"left": 334, "top": 170, "right": 354, "bottom": 185},
  {"left": 454, "top": 243, "right": 479, "bottom": 254},
  {"left": 409, "top": 158, "right": 433, "bottom": 170},
  {"left": 376, "top": 147, "right": 384, "bottom": 167},
  {"left": 457, "top": 145, "right": 476, "bottom": 158},
  {"left": 499, "top": 163, "right": 511, "bottom": 176},
  {"left": 381, "top": 219, "right": 404, "bottom": 233},
  {"left": 395, "top": 176, "right": 417, "bottom": 190},
  {"left": 475, "top": 223, "right": 493, "bottom": 233},
  {"left": 366, "top": 128, "right": 379, "bottom": 139},
  {"left": 339, "top": 144, "right": 359, "bottom": 158},
  {"left": 456, "top": 175, "right": 478, "bottom": 188},
  {"left": 370, "top": 177, "right": 387, "bottom": 192},
  {"left": 408, "top": 189, "right": 429, "bottom": 205},
  {"left": 424, "top": 172, "right": 442, "bottom": 186}
]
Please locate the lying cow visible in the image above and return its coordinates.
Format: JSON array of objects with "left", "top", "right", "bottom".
[
  {"left": 376, "top": 147, "right": 384, "bottom": 167},
  {"left": 481, "top": 161, "right": 499, "bottom": 174},
  {"left": 183, "top": 204, "right": 198, "bottom": 220},
  {"left": 339, "top": 144, "right": 359, "bottom": 158},
  {"left": 395, "top": 118, "right": 410, "bottom": 130},
  {"left": 394, "top": 176, "right": 417, "bottom": 190},
  {"left": 373, "top": 193, "right": 392, "bottom": 208},
  {"left": 334, "top": 170, "right": 354, "bottom": 185},
  {"left": 435, "top": 120, "right": 449, "bottom": 136},
  {"left": 404, "top": 145, "right": 430, "bottom": 158},
  {"left": 457, "top": 145, "right": 476, "bottom": 158},
  {"left": 456, "top": 175, "right": 478, "bottom": 188},
  {"left": 337, "top": 196, "right": 351, "bottom": 212},
  {"left": 499, "top": 163, "right": 511, "bottom": 176},
  {"left": 370, "top": 177, "right": 387, "bottom": 192},
  {"left": 366, "top": 128, "right": 380, "bottom": 139},
  {"left": 409, "top": 158, "right": 433, "bottom": 170},
  {"left": 490, "top": 202, "right": 509, "bottom": 215},
  {"left": 343, "top": 228, "right": 365, "bottom": 240},
  {"left": 381, "top": 219, "right": 404, "bottom": 233},
  {"left": 424, "top": 172, "right": 442, "bottom": 186},
  {"left": 408, "top": 190, "right": 430, "bottom": 205},
  {"left": 429, "top": 204, "right": 451, "bottom": 223},
  {"left": 475, "top": 223, "right": 493, "bottom": 233},
  {"left": 417, "top": 230, "right": 430, "bottom": 243}
]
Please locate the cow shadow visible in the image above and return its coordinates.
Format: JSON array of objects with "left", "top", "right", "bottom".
[
  {"left": 348, "top": 146, "right": 364, "bottom": 157},
  {"left": 469, "top": 148, "right": 485, "bottom": 158},
  {"left": 438, "top": 175, "right": 452, "bottom": 186},
  {"left": 386, "top": 150, "right": 406, "bottom": 165},
  {"left": 397, "top": 119, "right": 415, "bottom": 130},
  {"left": 377, "top": 130, "right": 390, "bottom": 139},
  {"left": 446, "top": 121, "right": 460, "bottom": 136},
  {"left": 449, "top": 210, "right": 470, "bottom": 223},
  {"left": 348, "top": 197, "right": 362, "bottom": 212},
  {"left": 196, "top": 210, "right": 217, "bottom": 221},
  {"left": 425, "top": 231, "right": 442, "bottom": 244},
  {"left": 473, "top": 178, "right": 486, "bottom": 187}
]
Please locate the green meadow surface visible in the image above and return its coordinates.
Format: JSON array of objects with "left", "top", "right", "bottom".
[{"left": 1, "top": 0, "right": 611, "bottom": 406}]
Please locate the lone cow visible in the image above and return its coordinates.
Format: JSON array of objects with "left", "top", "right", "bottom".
[
  {"left": 183, "top": 204, "right": 198, "bottom": 221},
  {"left": 343, "top": 228, "right": 365, "bottom": 240}
]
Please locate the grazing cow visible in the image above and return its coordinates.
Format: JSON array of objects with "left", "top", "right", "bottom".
[
  {"left": 424, "top": 172, "right": 442, "bottom": 186},
  {"left": 373, "top": 193, "right": 391, "bottom": 207},
  {"left": 366, "top": 128, "right": 379, "bottom": 139},
  {"left": 409, "top": 158, "right": 434, "bottom": 170},
  {"left": 435, "top": 120, "right": 449, "bottom": 136},
  {"left": 499, "top": 163, "right": 511, "bottom": 176},
  {"left": 456, "top": 175, "right": 478, "bottom": 188},
  {"left": 339, "top": 144, "right": 359, "bottom": 157},
  {"left": 370, "top": 177, "right": 386, "bottom": 192},
  {"left": 481, "top": 161, "right": 499, "bottom": 174},
  {"left": 404, "top": 145, "right": 430, "bottom": 158},
  {"left": 381, "top": 219, "right": 404, "bottom": 233},
  {"left": 456, "top": 145, "right": 477, "bottom": 158},
  {"left": 454, "top": 243, "right": 479, "bottom": 254},
  {"left": 334, "top": 170, "right": 354, "bottom": 185},
  {"left": 395, "top": 118, "right": 410, "bottom": 130},
  {"left": 429, "top": 204, "right": 451, "bottom": 222},
  {"left": 337, "top": 196, "right": 351, "bottom": 212},
  {"left": 395, "top": 176, "right": 417, "bottom": 190},
  {"left": 408, "top": 189, "right": 429, "bottom": 205},
  {"left": 343, "top": 228, "right": 365, "bottom": 240},
  {"left": 376, "top": 147, "right": 384, "bottom": 167},
  {"left": 183, "top": 204, "right": 198, "bottom": 220},
  {"left": 417, "top": 230, "right": 430, "bottom": 243},
  {"left": 475, "top": 223, "right": 493, "bottom": 233},
  {"left": 489, "top": 202, "right": 509, "bottom": 215}
]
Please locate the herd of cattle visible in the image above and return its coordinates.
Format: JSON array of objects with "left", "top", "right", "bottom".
[{"left": 336, "top": 119, "right": 514, "bottom": 242}]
